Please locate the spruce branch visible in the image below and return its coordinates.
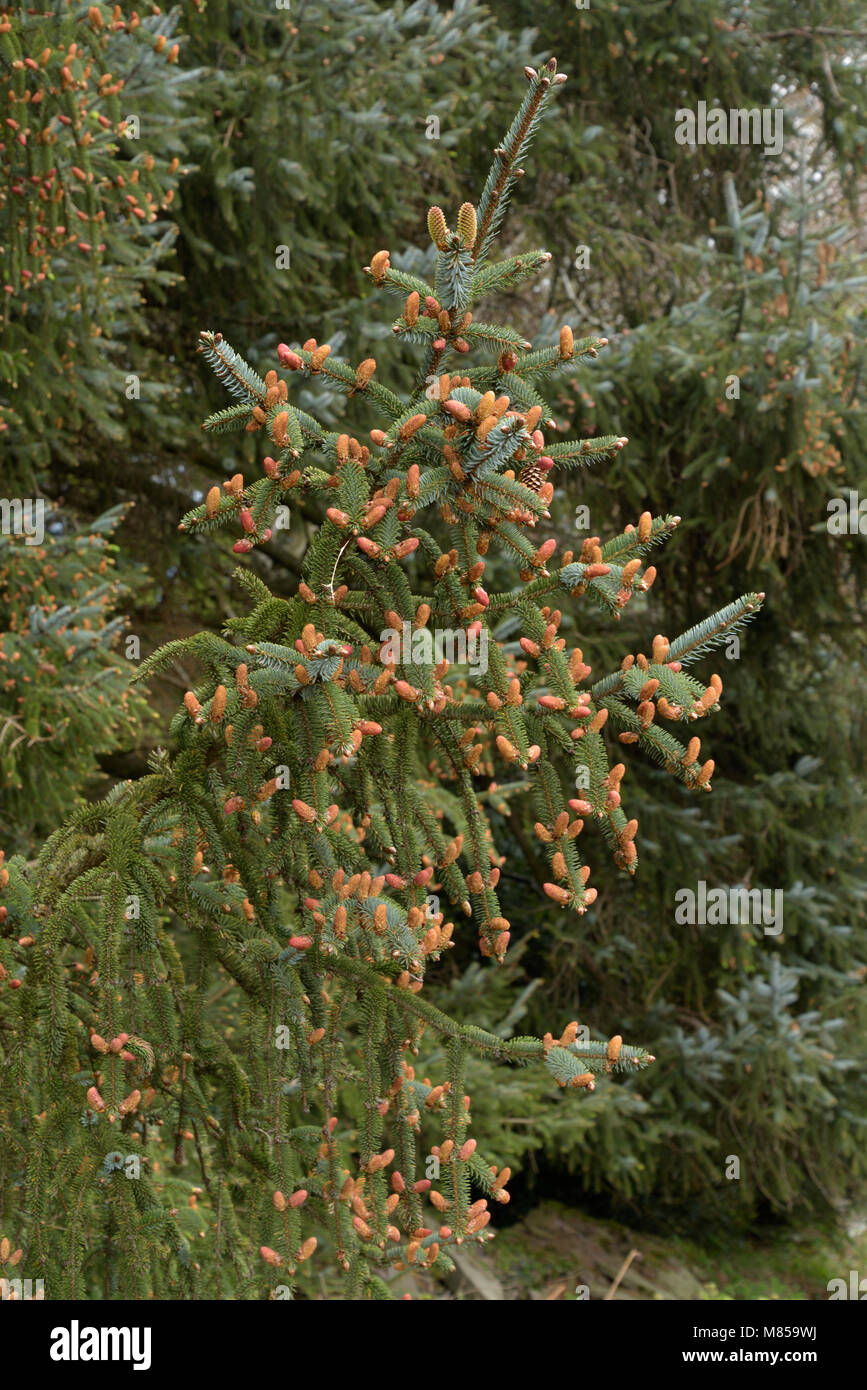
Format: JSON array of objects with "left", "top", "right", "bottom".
[{"left": 473, "top": 57, "right": 566, "bottom": 267}]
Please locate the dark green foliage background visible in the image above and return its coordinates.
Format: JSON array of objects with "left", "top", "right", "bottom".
[{"left": 2, "top": 0, "right": 865, "bottom": 1249}]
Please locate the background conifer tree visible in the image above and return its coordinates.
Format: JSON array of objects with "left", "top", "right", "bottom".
[
  {"left": 0, "top": 4, "right": 189, "bottom": 484},
  {"left": 0, "top": 505, "right": 152, "bottom": 855},
  {"left": 466, "top": 0, "right": 867, "bottom": 1219}
]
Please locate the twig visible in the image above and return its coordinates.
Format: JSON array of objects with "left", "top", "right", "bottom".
[{"left": 603, "top": 1247, "right": 641, "bottom": 1300}]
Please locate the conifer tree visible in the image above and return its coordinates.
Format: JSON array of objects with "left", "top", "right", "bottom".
[
  {"left": 0, "top": 504, "right": 151, "bottom": 855},
  {"left": 0, "top": 4, "right": 189, "bottom": 485},
  {"left": 0, "top": 59, "right": 764, "bottom": 1299}
]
